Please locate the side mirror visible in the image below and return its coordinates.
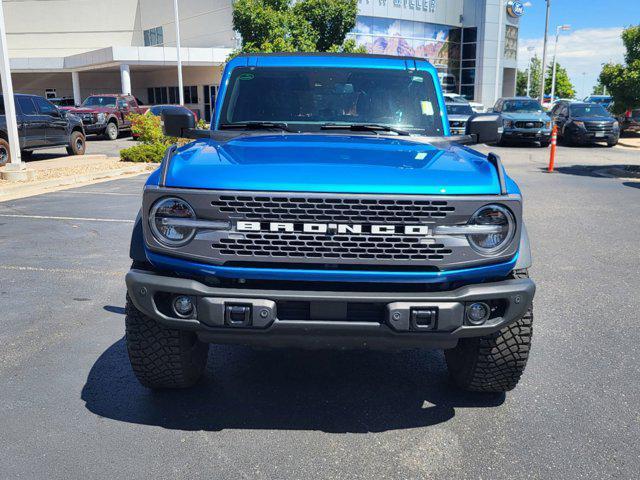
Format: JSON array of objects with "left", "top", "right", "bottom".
[
  {"left": 162, "top": 106, "right": 196, "bottom": 137},
  {"left": 465, "top": 113, "right": 501, "bottom": 145}
]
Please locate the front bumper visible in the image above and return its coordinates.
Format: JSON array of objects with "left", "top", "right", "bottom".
[
  {"left": 84, "top": 123, "right": 107, "bottom": 134},
  {"left": 126, "top": 269, "right": 535, "bottom": 350},
  {"left": 502, "top": 128, "right": 551, "bottom": 142},
  {"left": 567, "top": 129, "right": 619, "bottom": 144}
]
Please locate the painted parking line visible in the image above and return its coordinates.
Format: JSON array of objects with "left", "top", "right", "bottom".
[
  {"left": 0, "top": 214, "right": 135, "bottom": 223},
  {"left": 55, "top": 190, "right": 140, "bottom": 197}
]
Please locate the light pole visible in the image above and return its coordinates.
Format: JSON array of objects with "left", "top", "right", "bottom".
[
  {"left": 172, "top": 0, "right": 185, "bottom": 105},
  {"left": 550, "top": 25, "right": 571, "bottom": 102},
  {"left": 539, "top": 0, "right": 551, "bottom": 105},
  {"left": 526, "top": 46, "right": 536, "bottom": 97},
  {"left": 494, "top": 0, "right": 506, "bottom": 105},
  {"left": 0, "top": 0, "right": 24, "bottom": 176}
]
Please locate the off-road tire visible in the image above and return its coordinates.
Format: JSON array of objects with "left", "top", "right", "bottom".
[
  {"left": 66, "top": 131, "right": 86, "bottom": 155},
  {"left": 0, "top": 138, "right": 10, "bottom": 166},
  {"left": 125, "top": 295, "right": 209, "bottom": 389},
  {"left": 444, "top": 269, "right": 533, "bottom": 392},
  {"left": 104, "top": 121, "right": 119, "bottom": 140}
]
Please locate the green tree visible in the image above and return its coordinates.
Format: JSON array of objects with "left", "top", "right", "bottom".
[
  {"left": 592, "top": 82, "right": 607, "bottom": 95},
  {"left": 599, "top": 25, "right": 640, "bottom": 113},
  {"left": 232, "top": 0, "right": 363, "bottom": 54},
  {"left": 516, "top": 55, "right": 542, "bottom": 98},
  {"left": 544, "top": 62, "right": 575, "bottom": 99}
]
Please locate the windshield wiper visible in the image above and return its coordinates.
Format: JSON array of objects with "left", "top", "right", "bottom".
[
  {"left": 219, "top": 122, "right": 297, "bottom": 133},
  {"left": 320, "top": 123, "right": 411, "bottom": 136}
]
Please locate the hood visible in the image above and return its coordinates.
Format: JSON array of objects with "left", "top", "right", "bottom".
[
  {"left": 66, "top": 106, "right": 114, "bottom": 114},
  {"left": 161, "top": 133, "right": 504, "bottom": 195},
  {"left": 501, "top": 112, "right": 550, "bottom": 121},
  {"left": 448, "top": 114, "right": 471, "bottom": 122},
  {"left": 574, "top": 116, "right": 615, "bottom": 123}
]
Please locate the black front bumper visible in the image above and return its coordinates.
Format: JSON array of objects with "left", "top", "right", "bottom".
[
  {"left": 502, "top": 130, "right": 551, "bottom": 142},
  {"left": 126, "top": 269, "right": 535, "bottom": 350}
]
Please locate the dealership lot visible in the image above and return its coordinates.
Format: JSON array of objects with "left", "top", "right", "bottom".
[{"left": 0, "top": 144, "right": 639, "bottom": 479}]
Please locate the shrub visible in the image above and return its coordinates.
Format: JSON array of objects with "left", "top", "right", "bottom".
[{"left": 120, "top": 142, "right": 168, "bottom": 163}]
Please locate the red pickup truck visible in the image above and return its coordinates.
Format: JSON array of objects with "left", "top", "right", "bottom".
[{"left": 65, "top": 94, "right": 148, "bottom": 140}]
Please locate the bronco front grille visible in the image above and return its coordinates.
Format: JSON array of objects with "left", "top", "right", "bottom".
[
  {"left": 210, "top": 195, "right": 455, "bottom": 224},
  {"left": 213, "top": 233, "right": 453, "bottom": 262}
]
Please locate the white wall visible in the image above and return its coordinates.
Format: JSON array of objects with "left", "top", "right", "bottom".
[{"left": 5, "top": 0, "right": 141, "bottom": 57}]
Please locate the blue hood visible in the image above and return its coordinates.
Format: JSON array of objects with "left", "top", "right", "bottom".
[
  {"left": 501, "top": 111, "right": 550, "bottom": 122},
  {"left": 161, "top": 134, "right": 506, "bottom": 195}
]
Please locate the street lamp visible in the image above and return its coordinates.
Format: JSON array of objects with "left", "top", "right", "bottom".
[
  {"left": 526, "top": 46, "right": 536, "bottom": 97},
  {"left": 550, "top": 24, "right": 571, "bottom": 102},
  {"left": 539, "top": 0, "right": 551, "bottom": 105}
]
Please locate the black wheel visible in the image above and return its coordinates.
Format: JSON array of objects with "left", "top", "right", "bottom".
[
  {"left": 0, "top": 138, "right": 10, "bottom": 166},
  {"left": 66, "top": 131, "right": 86, "bottom": 155},
  {"left": 444, "top": 269, "right": 533, "bottom": 392},
  {"left": 607, "top": 139, "right": 618, "bottom": 147},
  {"left": 125, "top": 295, "right": 209, "bottom": 389},
  {"left": 21, "top": 150, "right": 33, "bottom": 160},
  {"left": 104, "top": 121, "right": 119, "bottom": 140},
  {"left": 539, "top": 140, "right": 551, "bottom": 148}
]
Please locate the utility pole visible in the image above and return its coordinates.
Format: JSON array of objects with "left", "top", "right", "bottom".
[
  {"left": 173, "top": 0, "right": 184, "bottom": 105},
  {"left": 0, "top": 0, "right": 26, "bottom": 178},
  {"left": 550, "top": 25, "right": 571, "bottom": 102},
  {"left": 539, "top": 0, "right": 551, "bottom": 105}
]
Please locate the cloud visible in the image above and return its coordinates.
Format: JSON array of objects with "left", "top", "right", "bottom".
[{"left": 518, "top": 27, "right": 625, "bottom": 98}]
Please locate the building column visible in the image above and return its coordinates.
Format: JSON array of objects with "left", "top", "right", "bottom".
[
  {"left": 71, "top": 71, "right": 81, "bottom": 106},
  {"left": 120, "top": 64, "right": 131, "bottom": 95}
]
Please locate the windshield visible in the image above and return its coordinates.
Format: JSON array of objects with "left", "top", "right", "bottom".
[
  {"left": 503, "top": 99, "right": 543, "bottom": 113},
  {"left": 219, "top": 67, "right": 444, "bottom": 135},
  {"left": 446, "top": 103, "right": 473, "bottom": 115},
  {"left": 82, "top": 96, "right": 117, "bottom": 108},
  {"left": 570, "top": 104, "right": 609, "bottom": 117}
]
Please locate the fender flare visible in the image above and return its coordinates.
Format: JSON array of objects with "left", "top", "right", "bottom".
[{"left": 129, "top": 210, "right": 147, "bottom": 262}]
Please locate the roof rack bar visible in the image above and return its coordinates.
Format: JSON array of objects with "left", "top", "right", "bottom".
[
  {"left": 487, "top": 152, "right": 507, "bottom": 195},
  {"left": 159, "top": 144, "right": 178, "bottom": 187}
]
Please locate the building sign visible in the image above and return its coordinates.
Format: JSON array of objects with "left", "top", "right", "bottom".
[
  {"left": 359, "top": 0, "right": 436, "bottom": 14},
  {"left": 506, "top": 1, "right": 525, "bottom": 18}
]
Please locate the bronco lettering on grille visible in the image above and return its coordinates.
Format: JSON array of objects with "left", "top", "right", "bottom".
[{"left": 236, "top": 221, "right": 431, "bottom": 236}]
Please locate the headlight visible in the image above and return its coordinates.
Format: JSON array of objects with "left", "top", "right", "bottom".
[
  {"left": 149, "top": 197, "right": 196, "bottom": 247},
  {"left": 503, "top": 119, "right": 514, "bottom": 128},
  {"left": 466, "top": 205, "right": 516, "bottom": 255},
  {"left": 573, "top": 121, "right": 585, "bottom": 128},
  {"left": 613, "top": 121, "right": 619, "bottom": 129},
  {"left": 545, "top": 121, "right": 552, "bottom": 129},
  {"left": 96, "top": 112, "right": 107, "bottom": 123}
]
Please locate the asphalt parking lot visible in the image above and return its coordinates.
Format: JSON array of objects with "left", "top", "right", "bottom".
[{"left": 1, "top": 143, "right": 639, "bottom": 479}]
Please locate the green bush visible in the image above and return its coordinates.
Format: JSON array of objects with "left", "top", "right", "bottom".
[{"left": 120, "top": 142, "right": 168, "bottom": 163}]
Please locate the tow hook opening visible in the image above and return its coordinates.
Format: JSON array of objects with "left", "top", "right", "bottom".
[{"left": 224, "top": 304, "right": 253, "bottom": 327}]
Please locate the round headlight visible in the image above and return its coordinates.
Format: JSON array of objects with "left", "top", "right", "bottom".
[
  {"left": 149, "top": 197, "right": 196, "bottom": 247},
  {"left": 467, "top": 204, "right": 516, "bottom": 255}
]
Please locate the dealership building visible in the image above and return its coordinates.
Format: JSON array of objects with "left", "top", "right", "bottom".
[{"left": 5, "top": 0, "right": 521, "bottom": 120}]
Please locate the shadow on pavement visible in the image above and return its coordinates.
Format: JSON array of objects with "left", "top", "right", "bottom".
[
  {"left": 81, "top": 337, "right": 504, "bottom": 433},
  {"left": 545, "top": 164, "right": 640, "bottom": 180},
  {"left": 622, "top": 181, "right": 640, "bottom": 189}
]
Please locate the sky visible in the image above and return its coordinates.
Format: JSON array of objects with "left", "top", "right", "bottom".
[{"left": 516, "top": 0, "right": 639, "bottom": 99}]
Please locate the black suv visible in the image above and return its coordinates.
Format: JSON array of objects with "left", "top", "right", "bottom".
[
  {"left": 0, "top": 94, "right": 86, "bottom": 166},
  {"left": 553, "top": 102, "right": 620, "bottom": 147}
]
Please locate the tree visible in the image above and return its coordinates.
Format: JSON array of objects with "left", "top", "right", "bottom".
[
  {"left": 599, "top": 25, "right": 640, "bottom": 113},
  {"left": 232, "top": 0, "right": 363, "bottom": 54},
  {"left": 592, "top": 82, "right": 607, "bottom": 95},
  {"left": 516, "top": 55, "right": 542, "bottom": 98},
  {"left": 544, "top": 62, "right": 575, "bottom": 99}
]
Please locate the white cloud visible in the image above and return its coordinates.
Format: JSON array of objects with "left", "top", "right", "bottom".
[{"left": 518, "top": 27, "right": 625, "bottom": 99}]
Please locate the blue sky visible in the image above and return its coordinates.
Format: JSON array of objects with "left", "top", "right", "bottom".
[{"left": 516, "top": 0, "right": 638, "bottom": 98}]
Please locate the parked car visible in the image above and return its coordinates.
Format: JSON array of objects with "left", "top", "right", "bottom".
[
  {"left": 125, "top": 53, "right": 536, "bottom": 394},
  {"left": 49, "top": 97, "right": 76, "bottom": 108},
  {"left": 444, "top": 93, "right": 485, "bottom": 113},
  {"left": 0, "top": 93, "right": 85, "bottom": 166},
  {"left": 65, "top": 94, "right": 148, "bottom": 140},
  {"left": 618, "top": 108, "right": 640, "bottom": 136},
  {"left": 553, "top": 102, "right": 620, "bottom": 147},
  {"left": 583, "top": 95, "right": 613, "bottom": 109},
  {"left": 445, "top": 101, "right": 474, "bottom": 135},
  {"left": 493, "top": 97, "right": 552, "bottom": 147}
]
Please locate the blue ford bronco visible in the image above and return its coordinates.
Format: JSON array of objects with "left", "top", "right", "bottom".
[{"left": 125, "top": 53, "right": 535, "bottom": 392}]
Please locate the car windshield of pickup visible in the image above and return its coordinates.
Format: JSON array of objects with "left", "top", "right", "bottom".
[
  {"left": 82, "top": 96, "right": 117, "bottom": 108},
  {"left": 502, "top": 99, "right": 543, "bottom": 113},
  {"left": 219, "top": 67, "right": 445, "bottom": 135},
  {"left": 446, "top": 103, "right": 474, "bottom": 115}
]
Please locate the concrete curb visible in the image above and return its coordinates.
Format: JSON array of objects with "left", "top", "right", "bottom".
[{"left": 0, "top": 163, "right": 155, "bottom": 201}]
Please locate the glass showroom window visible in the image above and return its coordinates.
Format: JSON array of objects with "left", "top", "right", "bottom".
[
  {"left": 144, "top": 26, "right": 164, "bottom": 46},
  {"left": 460, "top": 27, "right": 477, "bottom": 100}
]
